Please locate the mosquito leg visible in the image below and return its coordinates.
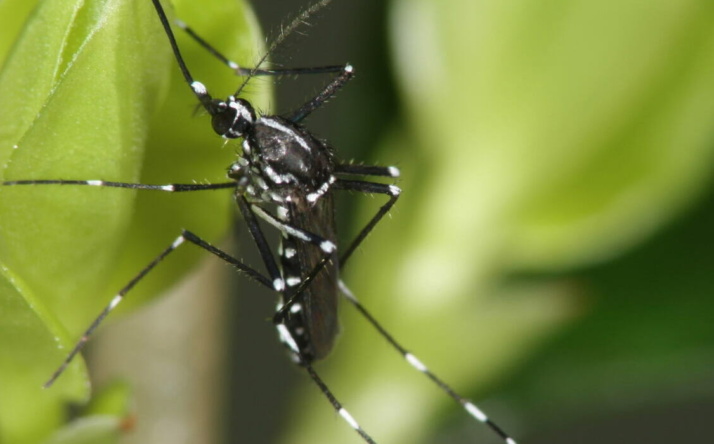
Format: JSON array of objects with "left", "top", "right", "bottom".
[
  {"left": 338, "top": 281, "right": 518, "bottom": 444},
  {"left": 175, "top": 18, "right": 345, "bottom": 78},
  {"left": 304, "top": 362, "right": 376, "bottom": 444},
  {"left": 235, "top": 196, "right": 286, "bottom": 292},
  {"left": 335, "top": 163, "right": 400, "bottom": 179},
  {"left": 44, "top": 229, "right": 272, "bottom": 388},
  {"left": 287, "top": 64, "right": 354, "bottom": 123},
  {"left": 332, "top": 179, "right": 401, "bottom": 266},
  {"left": 0, "top": 179, "right": 236, "bottom": 192}
]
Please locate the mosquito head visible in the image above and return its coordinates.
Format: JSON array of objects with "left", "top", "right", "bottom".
[{"left": 210, "top": 96, "right": 256, "bottom": 139}]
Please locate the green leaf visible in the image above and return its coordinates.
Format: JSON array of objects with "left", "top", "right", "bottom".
[
  {"left": 0, "top": 266, "right": 87, "bottom": 444},
  {"left": 0, "top": 0, "right": 265, "bottom": 442},
  {"left": 83, "top": 380, "right": 133, "bottom": 417},
  {"left": 43, "top": 416, "right": 124, "bottom": 444}
]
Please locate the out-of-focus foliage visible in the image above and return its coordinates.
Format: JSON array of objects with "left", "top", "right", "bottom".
[{"left": 286, "top": 0, "right": 714, "bottom": 443}]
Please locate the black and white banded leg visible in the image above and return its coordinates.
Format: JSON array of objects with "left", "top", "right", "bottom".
[
  {"left": 338, "top": 281, "right": 518, "bottom": 444},
  {"left": 174, "top": 18, "right": 345, "bottom": 78},
  {"left": 304, "top": 362, "right": 376, "bottom": 444},
  {"left": 32, "top": 215, "right": 376, "bottom": 442},
  {"left": 334, "top": 178, "right": 401, "bottom": 266},
  {"left": 274, "top": 174, "right": 518, "bottom": 444},
  {"left": 1, "top": 179, "right": 236, "bottom": 192},
  {"left": 41, "top": 229, "right": 269, "bottom": 387}
]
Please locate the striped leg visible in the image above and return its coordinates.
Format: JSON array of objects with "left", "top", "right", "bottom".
[
  {"left": 304, "top": 363, "right": 376, "bottom": 444},
  {"left": 333, "top": 179, "right": 401, "bottom": 266},
  {"left": 338, "top": 281, "right": 518, "bottom": 444},
  {"left": 151, "top": 0, "right": 350, "bottom": 118},
  {"left": 287, "top": 64, "right": 354, "bottom": 123},
  {"left": 174, "top": 18, "right": 345, "bottom": 78},
  {"left": 235, "top": 202, "right": 376, "bottom": 443},
  {"left": 1, "top": 179, "right": 236, "bottom": 192},
  {"left": 44, "top": 229, "right": 272, "bottom": 388}
]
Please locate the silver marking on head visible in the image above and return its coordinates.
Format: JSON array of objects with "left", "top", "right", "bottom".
[
  {"left": 161, "top": 185, "right": 175, "bottom": 191},
  {"left": 389, "top": 185, "right": 402, "bottom": 196},
  {"left": 87, "top": 180, "right": 103, "bottom": 186},
  {"left": 228, "top": 61, "right": 239, "bottom": 70},
  {"left": 388, "top": 166, "right": 400, "bottom": 177},
  {"left": 284, "top": 247, "right": 297, "bottom": 259},
  {"left": 344, "top": 64, "right": 354, "bottom": 74},
  {"left": 238, "top": 104, "right": 254, "bottom": 123},
  {"left": 227, "top": 99, "right": 241, "bottom": 113},
  {"left": 290, "top": 303, "right": 302, "bottom": 313}
]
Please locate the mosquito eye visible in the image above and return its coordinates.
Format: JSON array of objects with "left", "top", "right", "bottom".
[{"left": 212, "top": 105, "right": 238, "bottom": 138}]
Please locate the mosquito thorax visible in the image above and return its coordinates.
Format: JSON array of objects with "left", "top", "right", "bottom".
[{"left": 211, "top": 96, "right": 256, "bottom": 139}]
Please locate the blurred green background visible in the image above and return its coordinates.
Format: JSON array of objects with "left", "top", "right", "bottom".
[{"left": 1, "top": 0, "right": 713, "bottom": 443}]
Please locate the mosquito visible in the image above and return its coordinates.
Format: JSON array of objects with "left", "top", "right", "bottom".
[{"left": 0, "top": 0, "right": 517, "bottom": 442}]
